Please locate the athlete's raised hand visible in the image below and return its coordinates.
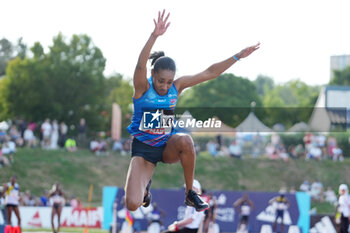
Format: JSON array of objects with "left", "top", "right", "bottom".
[
  {"left": 236, "top": 42, "right": 260, "bottom": 59},
  {"left": 153, "top": 9, "right": 170, "bottom": 37}
]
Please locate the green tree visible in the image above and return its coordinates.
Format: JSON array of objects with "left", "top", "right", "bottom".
[
  {"left": 105, "top": 74, "right": 133, "bottom": 136},
  {"left": 3, "top": 33, "right": 106, "bottom": 131},
  {"left": 261, "top": 79, "right": 320, "bottom": 128},
  {"left": 330, "top": 66, "right": 350, "bottom": 86},
  {"left": 0, "top": 38, "right": 28, "bottom": 76},
  {"left": 0, "top": 38, "right": 14, "bottom": 76},
  {"left": 254, "top": 75, "right": 274, "bottom": 97},
  {"left": 178, "top": 73, "right": 261, "bottom": 126}
]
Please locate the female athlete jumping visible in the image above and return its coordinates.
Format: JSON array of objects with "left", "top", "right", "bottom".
[{"left": 125, "top": 9, "right": 259, "bottom": 212}]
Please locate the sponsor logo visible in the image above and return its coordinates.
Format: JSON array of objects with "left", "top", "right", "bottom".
[
  {"left": 141, "top": 110, "right": 222, "bottom": 131},
  {"left": 61, "top": 208, "right": 101, "bottom": 228},
  {"left": 309, "top": 216, "right": 336, "bottom": 233},
  {"left": 28, "top": 211, "right": 42, "bottom": 227},
  {"left": 256, "top": 205, "right": 292, "bottom": 225},
  {"left": 143, "top": 110, "right": 162, "bottom": 129}
]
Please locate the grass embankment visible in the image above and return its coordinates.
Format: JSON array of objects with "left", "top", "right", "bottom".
[{"left": 1, "top": 148, "right": 349, "bottom": 213}]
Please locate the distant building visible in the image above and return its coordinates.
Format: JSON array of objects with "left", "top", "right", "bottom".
[
  {"left": 309, "top": 86, "right": 350, "bottom": 131},
  {"left": 330, "top": 55, "right": 350, "bottom": 79}
]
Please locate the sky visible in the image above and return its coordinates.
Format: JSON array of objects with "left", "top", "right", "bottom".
[{"left": 1, "top": 0, "right": 350, "bottom": 86}]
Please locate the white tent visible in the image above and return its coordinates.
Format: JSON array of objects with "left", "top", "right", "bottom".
[
  {"left": 235, "top": 112, "right": 272, "bottom": 133},
  {"left": 288, "top": 122, "right": 310, "bottom": 132}
]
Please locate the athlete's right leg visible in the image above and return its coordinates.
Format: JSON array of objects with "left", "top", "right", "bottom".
[
  {"left": 125, "top": 156, "right": 155, "bottom": 211},
  {"left": 163, "top": 134, "right": 208, "bottom": 212}
]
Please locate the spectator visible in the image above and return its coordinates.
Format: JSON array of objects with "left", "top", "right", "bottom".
[
  {"left": 310, "top": 181, "right": 324, "bottom": 202},
  {"left": 216, "top": 134, "right": 222, "bottom": 151},
  {"left": 0, "top": 186, "right": 7, "bottom": 224},
  {"left": 3, "top": 175, "right": 21, "bottom": 227},
  {"left": 277, "top": 144, "right": 289, "bottom": 162},
  {"left": 97, "top": 139, "right": 108, "bottom": 155},
  {"left": 9, "top": 125, "right": 23, "bottom": 147},
  {"left": 0, "top": 130, "right": 7, "bottom": 144},
  {"left": 23, "top": 126, "right": 36, "bottom": 148},
  {"left": 202, "top": 192, "right": 217, "bottom": 233},
  {"left": 252, "top": 133, "right": 263, "bottom": 158},
  {"left": 287, "top": 145, "right": 297, "bottom": 159},
  {"left": 122, "top": 137, "right": 132, "bottom": 153},
  {"left": 206, "top": 140, "right": 218, "bottom": 157},
  {"left": 112, "top": 140, "right": 123, "bottom": 153},
  {"left": 300, "top": 180, "right": 310, "bottom": 193},
  {"left": 332, "top": 147, "right": 344, "bottom": 162},
  {"left": 271, "top": 133, "right": 281, "bottom": 149},
  {"left": 327, "top": 136, "right": 337, "bottom": 160},
  {"left": 228, "top": 140, "right": 242, "bottom": 159},
  {"left": 49, "top": 183, "right": 66, "bottom": 233},
  {"left": 234, "top": 193, "right": 254, "bottom": 233},
  {"left": 24, "top": 190, "right": 35, "bottom": 206},
  {"left": 0, "top": 146, "right": 10, "bottom": 167},
  {"left": 2, "top": 139, "right": 16, "bottom": 163},
  {"left": 50, "top": 120, "right": 59, "bottom": 150},
  {"left": 295, "top": 144, "right": 305, "bottom": 158},
  {"left": 40, "top": 190, "right": 48, "bottom": 206},
  {"left": 337, "top": 184, "right": 350, "bottom": 233},
  {"left": 41, "top": 118, "right": 52, "bottom": 149},
  {"left": 90, "top": 138, "right": 108, "bottom": 156},
  {"left": 167, "top": 179, "right": 205, "bottom": 233},
  {"left": 269, "top": 190, "right": 290, "bottom": 233},
  {"left": 324, "top": 187, "right": 337, "bottom": 205},
  {"left": 64, "top": 138, "right": 77, "bottom": 152},
  {"left": 289, "top": 186, "right": 296, "bottom": 194},
  {"left": 59, "top": 121, "right": 68, "bottom": 148},
  {"left": 90, "top": 139, "right": 100, "bottom": 153},
  {"left": 265, "top": 143, "right": 276, "bottom": 159},
  {"left": 303, "top": 132, "right": 314, "bottom": 153},
  {"left": 316, "top": 134, "right": 327, "bottom": 158},
  {"left": 306, "top": 146, "right": 322, "bottom": 161},
  {"left": 18, "top": 118, "right": 27, "bottom": 139},
  {"left": 70, "top": 195, "right": 79, "bottom": 208},
  {"left": 77, "top": 118, "right": 87, "bottom": 148},
  {"left": 147, "top": 202, "right": 165, "bottom": 233}
]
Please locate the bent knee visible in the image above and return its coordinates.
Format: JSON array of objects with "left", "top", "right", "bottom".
[
  {"left": 125, "top": 197, "right": 140, "bottom": 211},
  {"left": 177, "top": 134, "right": 194, "bottom": 147}
]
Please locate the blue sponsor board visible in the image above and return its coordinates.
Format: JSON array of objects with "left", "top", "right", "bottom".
[{"left": 102, "top": 187, "right": 310, "bottom": 233}]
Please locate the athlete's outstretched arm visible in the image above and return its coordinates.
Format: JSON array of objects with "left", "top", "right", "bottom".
[
  {"left": 133, "top": 10, "right": 170, "bottom": 98},
  {"left": 175, "top": 43, "right": 260, "bottom": 94}
]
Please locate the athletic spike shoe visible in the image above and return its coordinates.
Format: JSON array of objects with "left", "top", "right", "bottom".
[
  {"left": 185, "top": 189, "right": 209, "bottom": 212},
  {"left": 142, "top": 179, "right": 152, "bottom": 207}
]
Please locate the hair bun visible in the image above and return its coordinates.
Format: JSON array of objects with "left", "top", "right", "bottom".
[{"left": 149, "top": 51, "right": 165, "bottom": 66}]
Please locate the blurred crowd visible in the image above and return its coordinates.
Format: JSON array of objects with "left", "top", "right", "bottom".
[
  {"left": 0, "top": 117, "right": 137, "bottom": 167},
  {"left": 299, "top": 180, "right": 338, "bottom": 205},
  {"left": 205, "top": 132, "right": 347, "bottom": 162}
]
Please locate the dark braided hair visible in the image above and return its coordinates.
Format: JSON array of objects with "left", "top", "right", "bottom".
[{"left": 149, "top": 51, "right": 176, "bottom": 73}]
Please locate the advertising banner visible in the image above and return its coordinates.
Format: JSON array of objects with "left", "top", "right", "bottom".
[
  {"left": 103, "top": 187, "right": 310, "bottom": 233},
  {"left": 4, "top": 207, "right": 103, "bottom": 228}
]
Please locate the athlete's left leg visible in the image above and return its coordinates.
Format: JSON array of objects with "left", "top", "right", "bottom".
[
  {"left": 13, "top": 206, "right": 21, "bottom": 228},
  {"left": 51, "top": 207, "right": 57, "bottom": 232},
  {"left": 57, "top": 206, "right": 63, "bottom": 232}
]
